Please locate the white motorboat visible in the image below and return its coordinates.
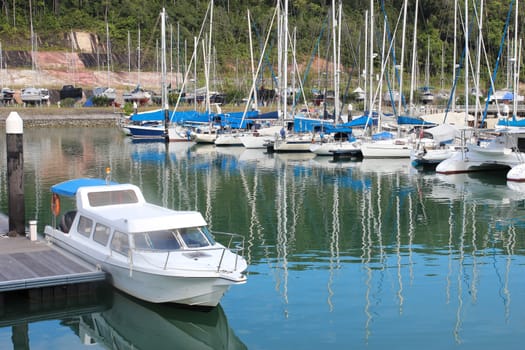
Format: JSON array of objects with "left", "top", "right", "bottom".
[
  {"left": 44, "top": 177, "right": 247, "bottom": 307},
  {"left": 436, "top": 128, "right": 525, "bottom": 181},
  {"left": 410, "top": 124, "right": 464, "bottom": 168}
]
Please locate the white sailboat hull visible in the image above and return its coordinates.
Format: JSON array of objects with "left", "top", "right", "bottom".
[{"left": 361, "top": 139, "right": 413, "bottom": 158}]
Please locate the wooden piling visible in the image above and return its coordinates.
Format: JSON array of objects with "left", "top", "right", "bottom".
[{"left": 6, "top": 112, "right": 25, "bottom": 236}]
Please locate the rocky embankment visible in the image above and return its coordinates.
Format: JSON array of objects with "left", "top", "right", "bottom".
[{"left": 0, "top": 107, "right": 124, "bottom": 127}]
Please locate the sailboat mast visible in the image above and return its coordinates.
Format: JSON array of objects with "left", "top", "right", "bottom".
[
  {"left": 161, "top": 8, "right": 167, "bottom": 110},
  {"left": 337, "top": 1, "right": 342, "bottom": 121},
  {"left": 248, "top": 9, "right": 258, "bottom": 110},
  {"left": 106, "top": 20, "right": 111, "bottom": 88},
  {"left": 368, "top": 0, "right": 374, "bottom": 116},
  {"left": 332, "top": 0, "right": 339, "bottom": 119},
  {"left": 452, "top": 0, "right": 457, "bottom": 111},
  {"left": 206, "top": 0, "right": 214, "bottom": 112},
  {"left": 364, "top": 10, "right": 368, "bottom": 113},
  {"left": 398, "top": 0, "right": 408, "bottom": 116},
  {"left": 464, "top": 0, "right": 469, "bottom": 124},
  {"left": 283, "top": 0, "right": 289, "bottom": 121},
  {"left": 474, "top": 0, "right": 484, "bottom": 124},
  {"left": 513, "top": 0, "right": 519, "bottom": 118},
  {"left": 277, "top": 2, "right": 282, "bottom": 121},
  {"left": 409, "top": 0, "right": 419, "bottom": 112},
  {"left": 137, "top": 26, "right": 141, "bottom": 86}
]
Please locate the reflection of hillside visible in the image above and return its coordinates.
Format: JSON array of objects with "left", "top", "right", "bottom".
[
  {"left": 23, "top": 128, "right": 118, "bottom": 182},
  {"left": 76, "top": 290, "right": 247, "bottom": 350}
]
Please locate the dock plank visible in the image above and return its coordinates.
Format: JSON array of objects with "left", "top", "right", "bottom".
[{"left": 0, "top": 236, "right": 106, "bottom": 292}]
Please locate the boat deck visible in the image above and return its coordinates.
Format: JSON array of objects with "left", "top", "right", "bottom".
[{"left": 0, "top": 215, "right": 106, "bottom": 293}]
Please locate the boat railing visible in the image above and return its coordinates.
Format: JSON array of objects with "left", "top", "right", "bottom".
[
  {"left": 132, "top": 231, "right": 245, "bottom": 273},
  {"left": 212, "top": 231, "right": 245, "bottom": 272}
]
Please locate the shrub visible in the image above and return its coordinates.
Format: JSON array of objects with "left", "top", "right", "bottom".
[{"left": 60, "top": 98, "right": 76, "bottom": 108}]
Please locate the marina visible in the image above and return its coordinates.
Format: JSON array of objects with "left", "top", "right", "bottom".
[{"left": 0, "top": 126, "right": 524, "bottom": 349}]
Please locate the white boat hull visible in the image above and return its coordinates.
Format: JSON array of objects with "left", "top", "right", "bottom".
[
  {"left": 272, "top": 133, "right": 314, "bottom": 152},
  {"left": 508, "top": 163, "right": 525, "bottom": 181},
  {"left": 215, "top": 134, "right": 243, "bottom": 146},
  {"left": 168, "top": 126, "right": 193, "bottom": 142},
  {"left": 194, "top": 132, "right": 217, "bottom": 144},
  {"left": 436, "top": 145, "right": 524, "bottom": 174},
  {"left": 361, "top": 139, "right": 413, "bottom": 158},
  {"left": 410, "top": 148, "right": 455, "bottom": 167},
  {"left": 240, "top": 134, "right": 274, "bottom": 149},
  {"left": 309, "top": 142, "right": 333, "bottom": 156},
  {"left": 45, "top": 226, "right": 245, "bottom": 307}
]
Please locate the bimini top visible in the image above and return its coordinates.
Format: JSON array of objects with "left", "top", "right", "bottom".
[{"left": 51, "top": 178, "right": 117, "bottom": 197}]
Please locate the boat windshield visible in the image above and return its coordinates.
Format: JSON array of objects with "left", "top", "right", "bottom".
[
  {"left": 132, "top": 226, "right": 215, "bottom": 251},
  {"left": 179, "top": 226, "right": 215, "bottom": 248}
]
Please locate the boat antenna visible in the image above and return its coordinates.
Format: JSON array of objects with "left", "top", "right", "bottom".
[{"left": 105, "top": 167, "right": 112, "bottom": 184}]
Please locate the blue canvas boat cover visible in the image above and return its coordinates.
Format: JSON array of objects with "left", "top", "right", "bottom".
[
  {"left": 397, "top": 115, "right": 435, "bottom": 125},
  {"left": 51, "top": 178, "right": 118, "bottom": 197}
]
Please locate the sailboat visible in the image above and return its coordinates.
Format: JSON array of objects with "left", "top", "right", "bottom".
[
  {"left": 21, "top": 0, "right": 49, "bottom": 106},
  {"left": 419, "top": 39, "right": 434, "bottom": 104},
  {"left": 125, "top": 9, "right": 193, "bottom": 142},
  {"left": 93, "top": 16, "right": 116, "bottom": 106}
]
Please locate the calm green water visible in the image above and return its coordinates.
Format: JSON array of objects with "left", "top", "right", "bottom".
[{"left": 1, "top": 127, "right": 525, "bottom": 350}]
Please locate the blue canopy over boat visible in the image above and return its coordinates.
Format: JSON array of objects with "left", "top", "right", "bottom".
[
  {"left": 129, "top": 109, "right": 270, "bottom": 128},
  {"left": 372, "top": 131, "right": 394, "bottom": 140},
  {"left": 51, "top": 178, "right": 117, "bottom": 197},
  {"left": 397, "top": 115, "right": 435, "bottom": 125},
  {"left": 129, "top": 109, "right": 206, "bottom": 124},
  {"left": 345, "top": 115, "right": 377, "bottom": 127}
]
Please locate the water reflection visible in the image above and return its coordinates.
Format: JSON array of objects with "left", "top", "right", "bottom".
[
  {"left": 74, "top": 291, "right": 246, "bottom": 350},
  {"left": 0, "top": 287, "right": 245, "bottom": 350},
  {"left": 1, "top": 128, "right": 525, "bottom": 348}
]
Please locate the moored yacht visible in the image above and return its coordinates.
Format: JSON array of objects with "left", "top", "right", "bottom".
[{"left": 436, "top": 128, "right": 525, "bottom": 181}]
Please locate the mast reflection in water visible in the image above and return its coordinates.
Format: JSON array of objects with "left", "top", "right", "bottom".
[{"left": 1, "top": 127, "right": 525, "bottom": 349}]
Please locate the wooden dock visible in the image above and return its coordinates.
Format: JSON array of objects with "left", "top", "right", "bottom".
[{"left": 0, "top": 214, "right": 106, "bottom": 293}]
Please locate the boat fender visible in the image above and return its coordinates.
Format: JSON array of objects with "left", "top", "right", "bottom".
[{"left": 51, "top": 193, "right": 61, "bottom": 217}]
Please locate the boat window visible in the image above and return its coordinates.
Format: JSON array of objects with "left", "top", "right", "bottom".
[
  {"left": 133, "top": 230, "right": 181, "bottom": 251},
  {"left": 179, "top": 227, "right": 212, "bottom": 248},
  {"left": 87, "top": 189, "right": 139, "bottom": 207},
  {"left": 77, "top": 216, "right": 93, "bottom": 238},
  {"left": 111, "top": 231, "right": 130, "bottom": 255},
  {"left": 93, "top": 223, "right": 111, "bottom": 246},
  {"left": 199, "top": 226, "right": 216, "bottom": 245}
]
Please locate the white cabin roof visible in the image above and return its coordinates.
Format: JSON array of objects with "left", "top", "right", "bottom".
[{"left": 75, "top": 183, "right": 207, "bottom": 233}]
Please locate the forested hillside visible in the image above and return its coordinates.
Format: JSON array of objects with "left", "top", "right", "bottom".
[{"left": 0, "top": 0, "right": 517, "bottom": 88}]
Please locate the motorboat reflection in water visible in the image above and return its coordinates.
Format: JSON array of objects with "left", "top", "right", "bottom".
[
  {"left": 76, "top": 290, "right": 247, "bottom": 350},
  {"left": 44, "top": 175, "right": 247, "bottom": 307}
]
